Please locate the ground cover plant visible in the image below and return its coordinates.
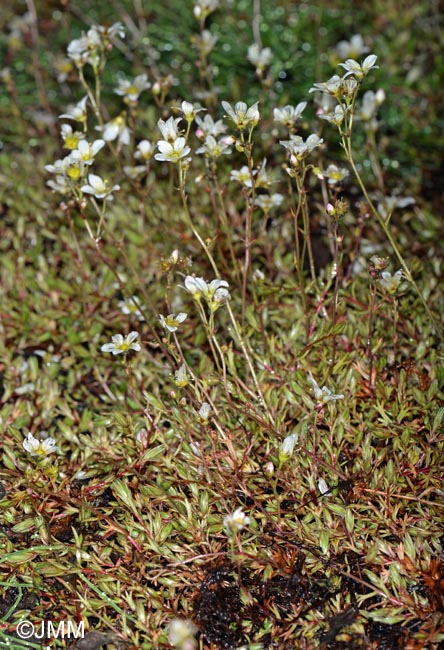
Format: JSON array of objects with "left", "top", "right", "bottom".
[{"left": 1, "top": 0, "right": 444, "bottom": 648}]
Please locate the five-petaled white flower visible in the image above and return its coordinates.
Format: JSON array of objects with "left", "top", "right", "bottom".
[
  {"left": 222, "top": 100, "right": 260, "bottom": 130},
  {"left": 323, "top": 164, "right": 349, "bottom": 185},
  {"left": 155, "top": 137, "right": 191, "bottom": 163},
  {"left": 134, "top": 139, "right": 154, "bottom": 162},
  {"left": 254, "top": 193, "right": 284, "bottom": 212},
  {"left": 114, "top": 73, "right": 151, "bottom": 103},
  {"left": 97, "top": 115, "right": 131, "bottom": 145},
  {"left": 336, "top": 34, "right": 369, "bottom": 60},
  {"left": 224, "top": 507, "right": 250, "bottom": 533},
  {"left": 308, "top": 372, "right": 344, "bottom": 404},
  {"left": 101, "top": 331, "right": 141, "bottom": 355},
  {"left": 59, "top": 96, "right": 89, "bottom": 123},
  {"left": 340, "top": 54, "right": 378, "bottom": 80},
  {"left": 280, "top": 133, "right": 323, "bottom": 160},
  {"left": 157, "top": 116, "right": 183, "bottom": 142},
  {"left": 273, "top": 102, "right": 307, "bottom": 129},
  {"left": 23, "top": 432, "right": 58, "bottom": 458},
  {"left": 81, "top": 174, "right": 120, "bottom": 200},
  {"left": 71, "top": 139, "right": 105, "bottom": 165},
  {"left": 158, "top": 312, "right": 188, "bottom": 333},
  {"left": 318, "top": 104, "right": 345, "bottom": 126},
  {"left": 178, "top": 100, "right": 205, "bottom": 123},
  {"left": 195, "top": 113, "right": 227, "bottom": 138},
  {"left": 309, "top": 75, "right": 344, "bottom": 96},
  {"left": 378, "top": 269, "right": 403, "bottom": 294},
  {"left": 230, "top": 165, "right": 256, "bottom": 187},
  {"left": 195, "top": 135, "right": 232, "bottom": 158},
  {"left": 118, "top": 296, "right": 145, "bottom": 321},
  {"left": 247, "top": 43, "right": 272, "bottom": 72},
  {"left": 60, "top": 124, "right": 85, "bottom": 150}
]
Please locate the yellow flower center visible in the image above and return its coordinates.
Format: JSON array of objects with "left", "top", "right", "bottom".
[
  {"left": 67, "top": 165, "right": 81, "bottom": 181},
  {"left": 65, "top": 135, "right": 80, "bottom": 149}
]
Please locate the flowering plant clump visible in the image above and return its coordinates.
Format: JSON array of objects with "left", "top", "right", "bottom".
[{"left": 4, "top": 7, "right": 439, "bottom": 647}]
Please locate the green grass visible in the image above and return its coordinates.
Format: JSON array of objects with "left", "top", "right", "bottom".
[{"left": 1, "top": 1, "right": 444, "bottom": 649}]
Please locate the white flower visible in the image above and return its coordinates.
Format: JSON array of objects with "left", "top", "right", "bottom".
[
  {"left": 174, "top": 363, "right": 189, "bottom": 387},
  {"left": 23, "top": 432, "right": 58, "bottom": 458},
  {"left": 224, "top": 507, "right": 250, "bottom": 533},
  {"left": 279, "top": 432, "right": 298, "bottom": 461},
  {"left": 210, "top": 283, "right": 230, "bottom": 309},
  {"left": 376, "top": 194, "right": 415, "bottom": 220},
  {"left": 123, "top": 165, "right": 146, "bottom": 179},
  {"left": 255, "top": 158, "right": 271, "bottom": 188},
  {"left": 336, "top": 34, "right": 369, "bottom": 60},
  {"left": 71, "top": 139, "right": 105, "bottom": 165},
  {"left": 323, "top": 164, "right": 349, "bottom": 185},
  {"left": 154, "top": 137, "right": 191, "bottom": 163},
  {"left": 81, "top": 173, "right": 120, "bottom": 200},
  {"left": 254, "top": 193, "right": 283, "bottom": 212},
  {"left": 96, "top": 22, "right": 125, "bottom": 40},
  {"left": 114, "top": 73, "right": 151, "bottom": 102},
  {"left": 280, "top": 133, "right": 323, "bottom": 159},
  {"left": 193, "top": 0, "right": 219, "bottom": 21},
  {"left": 101, "top": 331, "right": 141, "bottom": 355},
  {"left": 118, "top": 296, "right": 145, "bottom": 321},
  {"left": 318, "top": 477, "right": 332, "bottom": 496},
  {"left": 134, "top": 139, "right": 154, "bottom": 162},
  {"left": 247, "top": 43, "right": 272, "bottom": 71},
  {"left": 60, "top": 123, "right": 85, "bottom": 150},
  {"left": 340, "top": 54, "right": 378, "bottom": 79},
  {"left": 310, "top": 75, "right": 345, "bottom": 96},
  {"left": 308, "top": 373, "right": 344, "bottom": 404},
  {"left": 67, "top": 28, "right": 101, "bottom": 66},
  {"left": 193, "top": 29, "right": 218, "bottom": 55},
  {"left": 230, "top": 165, "right": 255, "bottom": 187},
  {"left": 168, "top": 618, "right": 197, "bottom": 650},
  {"left": 157, "top": 116, "right": 183, "bottom": 142},
  {"left": 66, "top": 24, "right": 124, "bottom": 67},
  {"left": 318, "top": 104, "right": 345, "bottom": 126},
  {"left": 158, "top": 312, "right": 188, "bottom": 333},
  {"left": 97, "top": 115, "right": 131, "bottom": 145},
  {"left": 59, "top": 96, "right": 89, "bottom": 123},
  {"left": 378, "top": 269, "right": 403, "bottom": 294},
  {"left": 46, "top": 153, "right": 85, "bottom": 182},
  {"left": 183, "top": 276, "right": 209, "bottom": 299},
  {"left": 222, "top": 100, "right": 260, "bottom": 130},
  {"left": 47, "top": 175, "right": 71, "bottom": 194},
  {"left": 195, "top": 113, "right": 227, "bottom": 138},
  {"left": 182, "top": 276, "right": 230, "bottom": 310},
  {"left": 198, "top": 402, "right": 211, "bottom": 423},
  {"left": 195, "top": 135, "right": 231, "bottom": 158},
  {"left": 273, "top": 102, "right": 307, "bottom": 129},
  {"left": 178, "top": 100, "right": 205, "bottom": 122}
]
